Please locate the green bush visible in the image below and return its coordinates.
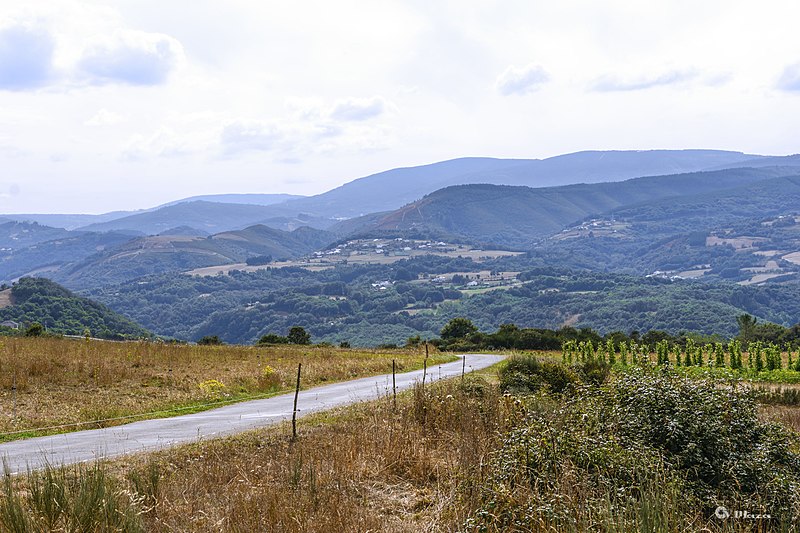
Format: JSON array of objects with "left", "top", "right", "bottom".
[
  {"left": 466, "top": 367, "right": 800, "bottom": 531},
  {"left": 499, "top": 355, "right": 578, "bottom": 394}
]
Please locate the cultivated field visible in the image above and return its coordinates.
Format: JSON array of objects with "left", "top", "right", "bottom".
[{"left": 0, "top": 337, "right": 454, "bottom": 441}]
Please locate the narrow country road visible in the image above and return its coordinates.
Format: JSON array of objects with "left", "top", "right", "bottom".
[{"left": 0, "top": 354, "right": 503, "bottom": 474}]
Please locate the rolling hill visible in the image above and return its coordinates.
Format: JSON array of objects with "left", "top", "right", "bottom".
[
  {"left": 246, "top": 149, "right": 765, "bottom": 220},
  {"left": 0, "top": 221, "right": 74, "bottom": 251},
  {"left": 0, "top": 230, "right": 136, "bottom": 283},
  {"left": 6, "top": 193, "right": 302, "bottom": 231},
  {"left": 11, "top": 149, "right": 766, "bottom": 236},
  {"left": 0, "top": 277, "right": 150, "bottom": 339},
  {"left": 336, "top": 166, "right": 799, "bottom": 249},
  {"left": 50, "top": 225, "right": 334, "bottom": 289}
]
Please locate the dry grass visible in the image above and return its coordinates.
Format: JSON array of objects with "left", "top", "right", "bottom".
[
  {"left": 0, "top": 375, "right": 512, "bottom": 532},
  {"left": 26, "top": 377, "right": 512, "bottom": 533},
  {"left": 105, "top": 376, "right": 516, "bottom": 532},
  {"left": 760, "top": 404, "right": 800, "bottom": 432},
  {"left": 0, "top": 337, "right": 454, "bottom": 439}
]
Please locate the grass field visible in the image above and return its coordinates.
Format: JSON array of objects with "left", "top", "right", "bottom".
[
  {"left": 0, "top": 337, "right": 455, "bottom": 441},
  {"left": 2, "top": 357, "right": 798, "bottom": 532}
]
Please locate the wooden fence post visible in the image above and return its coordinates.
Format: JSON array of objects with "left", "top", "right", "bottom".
[
  {"left": 292, "top": 363, "right": 301, "bottom": 441},
  {"left": 11, "top": 370, "right": 16, "bottom": 425},
  {"left": 392, "top": 359, "right": 397, "bottom": 409}
]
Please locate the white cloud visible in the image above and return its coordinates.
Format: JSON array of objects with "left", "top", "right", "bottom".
[
  {"left": 591, "top": 69, "right": 698, "bottom": 92},
  {"left": 220, "top": 121, "right": 284, "bottom": 155},
  {"left": 777, "top": 63, "right": 800, "bottom": 91},
  {"left": 76, "top": 30, "right": 184, "bottom": 86},
  {"left": 84, "top": 109, "right": 125, "bottom": 126},
  {"left": 122, "top": 127, "right": 197, "bottom": 161},
  {"left": 330, "top": 96, "right": 387, "bottom": 121},
  {"left": 495, "top": 63, "right": 549, "bottom": 95},
  {"left": 0, "top": 24, "right": 55, "bottom": 90}
]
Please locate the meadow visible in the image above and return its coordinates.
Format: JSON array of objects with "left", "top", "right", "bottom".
[
  {"left": 2, "top": 355, "right": 799, "bottom": 532},
  {"left": 0, "top": 342, "right": 799, "bottom": 532},
  {"left": 0, "top": 337, "right": 454, "bottom": 441}
]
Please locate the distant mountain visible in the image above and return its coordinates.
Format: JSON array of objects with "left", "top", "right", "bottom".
[
  {"left": 0, "top": 277, "right": 150, "bottom": 339},
  {"left": 707, "top": 153, "right": 800, "bottom": 171},
  {"left": 3, "top": 211, "right": 144, "bottom": 231},
  {"left": 258, "top": 149, "right": 762, "bottom": 220},
  {"left": 4, "top": 150, "right": 766, "bottom": 235},
  {"left": 51, "top": 224, "right": 334, "bottom": 289},
  {"left": 0, "top": 221, "right": 74, "bottom": 251},
  {"left": 337, "top": 166, "right": 799, "bottom": 249},
  {"left": 75, "top": 201, "right": 304, "bottom": 235},
  {"left": 0, "top": 230, "right": 135, "bottom": 284},
  {"left": 4, "top": 194, "right": 301, "bottom": 231},
  {"left": 156, "top": 193, "right": 304, "bottom": 208},
  {"left": 211, "top": 224, "right": 333, "bottom": 259},
  {"left": 158, "top": 226, "right": 210, "bottom": 237}
]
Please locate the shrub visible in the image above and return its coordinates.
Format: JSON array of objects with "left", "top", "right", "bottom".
[
  {"left": 499, "top": 355, "right": 578, "bottom": 394},
  {"left": 468, "top": 367, "right": 800, "bottom": 531},
  {"left": 24, "top": 323, "right": 43, "bottom": 337},
  {"left": 257, "top": 365, "right": 282, "bottom": 391},
  {"left": 575, "top": 358, "right": 611, "bottom": 385},
  {"left": 287, "top": 326, "right": 311, "bottom": 345},
  {"left": 197, "top": 335, "right": 222, "bottom": 345},
  {"left": 257, "top": 333, "right": 288, "bottom": 345},
  {"left": 198, "top": 379, "right": 227, "bottom": 399}
]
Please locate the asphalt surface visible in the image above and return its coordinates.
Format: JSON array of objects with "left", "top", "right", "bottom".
[{"left": 0, "top": 354, "right": 503, "bottom": 474}]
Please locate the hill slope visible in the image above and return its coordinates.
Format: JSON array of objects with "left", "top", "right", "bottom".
[
  {"left": 51, "top": 225, "right": 334, "bottom": 289},
  {"left": 256, "top": 149, "right": 763, "bottom": 220},
  {"left": 338, "top": 166, "right": 797, "bottom": 248},
  {"left": 0, "top": 277, "right": 150, "bottom": 339}
]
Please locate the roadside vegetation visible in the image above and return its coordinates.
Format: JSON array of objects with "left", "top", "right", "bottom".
[
  {"left": 0, "top": 337, "right": 453, "bottom": 441},
  {"left": 1, "top": 351, "right": 798, "bottom": 532}
]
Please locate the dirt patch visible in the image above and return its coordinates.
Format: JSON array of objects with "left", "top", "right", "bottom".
[
  {"left": 783, "top": 251, "right": 800, "bottom": 265},
  {"left": 0, "top": 290, "right": 11, "bottom": 309},
  {"left": 706, "top": 235, "right": 767, "bottom": 250}
]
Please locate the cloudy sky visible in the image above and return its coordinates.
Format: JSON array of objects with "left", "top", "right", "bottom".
[{"left": 1, "top": 0, "right": 799, "bottom": 213}]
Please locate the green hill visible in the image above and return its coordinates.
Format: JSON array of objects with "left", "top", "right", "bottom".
[
  {"left": 0, "top": 277, "right": 150, "bottom": 339},
  {"left": 51, "top": 225, "right": 334, "bottom": 289},
  {"left": 338, "top": 167, "right": 798, "bottom": 248}
]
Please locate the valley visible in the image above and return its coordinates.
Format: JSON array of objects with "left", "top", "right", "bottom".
[{"left": 4, "top": 151, "right": 800, "bottom": 346}]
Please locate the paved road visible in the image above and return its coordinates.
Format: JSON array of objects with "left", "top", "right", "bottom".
[{"left": 0, "top": 354, "right": 503, "bottom": 474}]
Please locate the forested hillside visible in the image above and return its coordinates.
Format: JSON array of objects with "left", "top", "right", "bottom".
[
  {"left": 0, "top": 277, "right": 150, "bottom": 339},
  {"left": 85, "top": 257, "right": 800, "bottom": 346},
  {"left": 339, "top": 167, "right": 799, "bottom": 248}
]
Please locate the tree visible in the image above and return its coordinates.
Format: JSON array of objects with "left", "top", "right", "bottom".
[
  {"left": 24, "top": 322, "right": 44, "bottom": 337},
  {"left": 440, "top": 317, "right": 478, "bottom": 340},
  {"left": 287, "top": 326, "right": 311, "bottom": 345},
  {"left": 736, "top": 314, "right": 757, "bottom": 343},
  {"left": 257, "top": 333, "right": 288, "bottom": 345},
  {"left": 197, "top": 335, "right": 223, "bottom": 345}
]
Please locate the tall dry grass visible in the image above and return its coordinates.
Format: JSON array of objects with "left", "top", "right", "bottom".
[
  {"left": 0, "top": 337, "right": 453, "bottom": 439},
  {"left": 122, "top": 376, "right": 517, "bottom": 532}
]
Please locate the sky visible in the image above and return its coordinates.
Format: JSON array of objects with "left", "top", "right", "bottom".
[{"left": 1, "top": 0, "right": 800, "bottom": 214}]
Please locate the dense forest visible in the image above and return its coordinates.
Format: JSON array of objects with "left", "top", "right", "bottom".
[
  {"left": 0, "top": 277, "right": 151, "bottom": 339},
  {"left": 84, "top": 254, "right": 800, "bottom": 346}
]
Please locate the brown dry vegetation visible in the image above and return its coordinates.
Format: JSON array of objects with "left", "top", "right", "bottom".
[
  {"left": 760, "top": 404, "right": 800, "bottom": 433},
  {"left": 121, "top": 377, "right": 516, "bottom": 532},
  {"left": 2, "top": 360, "right": 799, "bottom": 532},
  {"left": 0, "top": 337, "right": 454, "bottom": 439}
]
